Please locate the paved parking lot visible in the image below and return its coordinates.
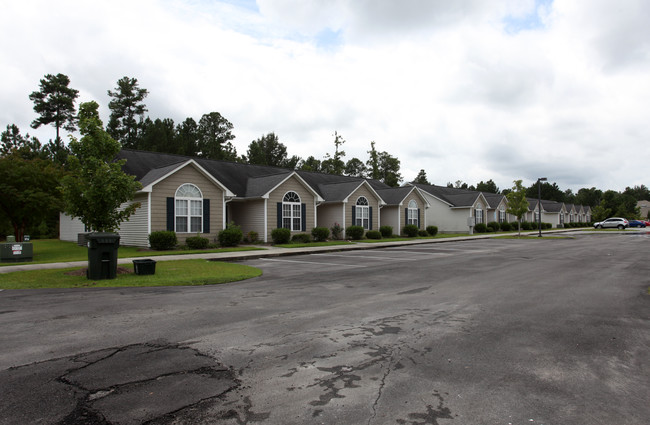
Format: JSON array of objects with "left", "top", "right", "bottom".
[{"left": 1, "top": 234, "right": 648, "bottom": 424}]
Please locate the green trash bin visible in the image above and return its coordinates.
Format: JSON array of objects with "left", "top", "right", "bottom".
[
  {"left": 86, "top": 232, "right": 120, "bottom": 280},
  {"left": 133, "top": 259, "right": 156, "bottom": 275}
]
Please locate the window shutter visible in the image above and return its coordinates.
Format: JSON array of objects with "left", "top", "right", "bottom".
[
  {"left": 351, "top": 205, "right": 356, "bottom": 225},
  {"left": 203, "top": 199, "right": 210, "bottom": 233},
  {"left": 369, "top": 206, "right": 373, "bottom": 230},
  {"left": 417, "top": 208, "right": 421, "bottom": 228},
  {"left": 301, "top": 203, "right": 306, "bottom": 231},
  {"left": 405, "top": 208, "right": 408, "bottom": 226},
  {"left": 277, "top": 203, "right": 282, "bottom": 228},
  {"left": 166, "top": 197, "right": 174, "bottom": 231}
]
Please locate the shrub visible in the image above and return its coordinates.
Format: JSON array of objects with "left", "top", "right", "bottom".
[
  {"left": 366, "top": 230, "right": 382, "bottom": 239},
  {"left": 330, "top": 222, "right": 343, "bottom": 240},
  {"left": 402, "top": 224, "right": 419, "bottom": 237},
  {"left": 218, "top": 224, "right": 243, "bottom": 247},
  {"left": 487, "top": 221, "right": 500, "bottom": 232},
  {"left": 148, "top": 231, "right": 177, "bottom": 250},
  {"left": 474, "top": 223, "right": 488, "bottom": 233},
  {"left": 426, "top": 225, "right": 438, "bottom": 236},
  {"left": 244, "top": 230, "right": 259, "bottom": 243},
  {"left": 521, "top": 221, "right": 532, "bottom": 230},
  {"left": 311, "top": 227, "right": 330, "bottom": 242},
  {"left": 271, "top": 228, "right": 291, "bottom": 244},
  {"left": 379, "top": 225, "right": 393, "bottom": 238},
  {"left": 186, "top": 235, "right": 209, "bottom": 249},
  {"left": 499, "top": 222, "right": 512, "bottom": 231},
  {"left": 346, "top": 225, "right": 365, "bottom": 240},
  {"left": 291, "top": 233, "right": 312, "bottom": 243},
  {"left": 418, "top": 229, "right": 429, "bottom": 237}
]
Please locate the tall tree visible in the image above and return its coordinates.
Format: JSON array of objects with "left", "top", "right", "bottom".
[
  {"left": 197, "top": 112, "right": 237, "bottom": 161},
  {"left": 475, "top": 179, "right": 499, "bottom": 194},
  {"left": 367, "top": 141, "right": 380, "bottom": 180},
  {"left": 60, "top": 101, "right": 141, "bottom": 232},
  {"left": 526, "top": 181, "right": 565, "bottom": 202},
  {"left": 0, "top": 152, "right": 64, "bottom": 241},
  {"left": 29, "top": 73, "right": 79, "bottom": 142},
  {"left": 321, "top": 131, "right": 346, "bottom": 175},
  {"left": 365, "top": 141, "right": 402, "bottom": 187},
  {"left": 575, "top": 187, "right": 602, "bottom": 207},
  {"left": 506, "top": 179, "right": 529, "bottom": 236},
  {"left": 344, "top": 157, "right": 367, "bottom": 178},
  {"left": 174, "top": 117, "right": 199, "bottom": 156},
  {"left": 106, "top": 76, "right": 149, "bottom": 148},
  {"left": 139, "top": 117, "right": 176, "bottom": 153},
  {"left": 298, "top": 156, "right": 322, "bottom": 172},
  {"left": 623, "top": 185, "right": 650, "bottom": 201},
  {"left": 245, "top": 132, "right": 298, "bottom": 168},
  {"left": 1, "top": 124, "right": 45, "bottom": 160},
  {"left": 413, "top": 169, "right": 430, "bottom": 185}
]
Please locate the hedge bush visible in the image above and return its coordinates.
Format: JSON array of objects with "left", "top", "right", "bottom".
[
  {"left": 330, "top": 223, "right": 343, "bottom": 240},
  {"left": 499, "top": 222, "right": 512, "bottom": 231},
  {"left": 474, "top": 223, "right": 488, "bottom": 233},
  {"left": 366, "top": 230, "right": 382, "bottom": 239},
  {"left": 311, "top": 227, "right": 330, "bottom": 242},
  {"left": 379, "top": 225, "right": 393, "bottom": 238},
  {"left": 271, "top": 228, "right": 291, "bottom": 244},
  {"left": 487, "top": 221, "right": 500, "bottom": 232},
  {"left": 218, "top": 224, "right": 243, "bottom": 247},
  {"left": 291, "top": 233, "right": 312, "bottom": 243},
  {"left": 426, "top": 225, "right": 438, "bottom": 236},
  {"left": 148, "top": 231, "right": 177, "bottom": 250},
  {"left": 403, "top": 224, "right": 419, "bottom": 237},
  {"left": 521, "top": 221, "right": 532, "bottom": 230},
  {"left": 346, "top": 225, "right": 365, "bottom": 240},
  {"left": 186, "top": 235, "right": 209, "bottom": 249},
  {"left": 418, "top": 229, "right": 429, "bottom": 237},
  {"left": 244, "top": 230, "right": 259, "bottom": 243}
]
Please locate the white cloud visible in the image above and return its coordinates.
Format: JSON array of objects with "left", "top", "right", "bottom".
[{"left": 1, "top": 0, "right": 648, "bottom": 192}]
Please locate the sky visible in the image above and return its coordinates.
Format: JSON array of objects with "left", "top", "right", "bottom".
[{"left": 1, "top": 0, "right": 649, "bottom": 193}]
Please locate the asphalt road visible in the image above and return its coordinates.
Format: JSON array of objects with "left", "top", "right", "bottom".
[{"left": 0, "top": 233, "right": 648, "bottom": 425}]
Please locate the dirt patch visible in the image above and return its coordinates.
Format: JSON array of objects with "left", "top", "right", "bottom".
[{"left": 64, "top": 267, "right": 133, "bottom": 276}]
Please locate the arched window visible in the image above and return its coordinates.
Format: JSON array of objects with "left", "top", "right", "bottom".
[
  {"left": 407, "top": 200, "right": 418, "bottom": 226},
  {"left": 474, "top": 202, "right": 484, "bottom": 224},
  {"left": 175, "top": 184, "right": 202, "bottom": 233},
  {"left": 282, "top": 191, "right": 301, "bottom": 231},
  {"left": 355, "top": 196, "right": 370, "bottom": 229}
]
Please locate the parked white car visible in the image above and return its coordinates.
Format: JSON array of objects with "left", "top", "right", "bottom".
[{"left": 593, "top": 217, "right": 629, "bottom": 229}]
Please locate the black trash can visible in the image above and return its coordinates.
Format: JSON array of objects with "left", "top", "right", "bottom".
[
  {"left": 133, "top": 259, "right": 156, "bottom": 275},
  {"left": 86, "top": 233, "right": 120, "bottom": 280}
]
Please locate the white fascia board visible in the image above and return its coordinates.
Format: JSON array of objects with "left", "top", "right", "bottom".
[
  {"left": 343, "top": 181, "right": 386, "bottom": 206},
  {"left": 141, "top": 160, "right": 235, "bottom": 197},
  {"left": 264, "top": 172, "right": 324, "bottom": 202}
]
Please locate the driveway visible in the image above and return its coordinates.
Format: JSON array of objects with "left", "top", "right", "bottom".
[{"left": 0, "top": 234, "right": 648, "bottom": 424}]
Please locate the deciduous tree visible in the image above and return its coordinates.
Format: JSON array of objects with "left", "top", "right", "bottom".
[
  {"left": 60, "top": 101, "right": 141, "bottom": 232},
  {"left": 506, "top": 179, "right": 529, "bottom": 236}
]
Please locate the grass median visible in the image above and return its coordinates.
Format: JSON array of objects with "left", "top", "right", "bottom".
[{"left": 0, "top": 259, "right": 262, "bottom": 289}]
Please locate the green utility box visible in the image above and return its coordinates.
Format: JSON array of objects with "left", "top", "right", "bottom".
[
  {"left": 133, "top": 259, "right": 156, "bottom": 275},
  {"left": 0, "top": 240, "right": 33, "bottom": 263},
  {"left": 86, "top": 233, "right": 120, "bottom": 280}
]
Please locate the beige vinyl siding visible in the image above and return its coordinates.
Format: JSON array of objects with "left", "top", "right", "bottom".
[
  {"left": 402, "top": 192, "right": 424, "bottom": 230},
  {"left": 117, "top": 193, "right": 149, "bottom": 247},
  {"left": 229, "top": 199, "right": 265, "bottom": 241},
  {"left": 59, "top": 213, "right": 86, "bottom": 242},
  {"left": 316, "top": 203, "right": 344, "bottom": 231},
  {"left": 150, "top": 165, "right": 224, "bottom": 246},
  {"left": 379, "top": 206, "right": 400, "bottom": 235},
  {"left": 345, "top": 185, "right": 380, "bottom": 230},
  {"left": 267, "top": 176, "right": 316, "bottom": 241}
]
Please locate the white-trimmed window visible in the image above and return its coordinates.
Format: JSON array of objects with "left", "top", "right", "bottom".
[
  {"left": 355, "top": 196, "right": 370, "bottom": 229},
  {"left": 474, "top": 203, "right": 484, "bottom": 224},
  {"left": 499, "top": 207, "right": 506, "bottom": 223},
  {"left": 407, "top": 200, "right": 418, "bottom": 226},
  {"left": 175, "top": 183, "right": 203, "bottom": 233},
  {"left": 534, "top": 210, "right": 540, "bottom": 222},
  {"left": 282, "top": 191, "right": 301, "bottom": 231}
]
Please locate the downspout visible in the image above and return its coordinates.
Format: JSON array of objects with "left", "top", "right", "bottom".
[
  {"left": 264, "top": 198, "right": 268, "bottom": 243},
  {"left": 342, "top": 202, "right": 346, "bottom": 239},
  {"left": 224, "top": 196, "right": 235, "bottom": 231},
  {"left": 147, "top": 192, "right": 152, "bottom": 247}
]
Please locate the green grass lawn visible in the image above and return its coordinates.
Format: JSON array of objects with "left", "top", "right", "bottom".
[
  {"left": 0, "top": 239, "right": 266, "bottom": 266},
  {"left": 274, "top": 241, "right": 353, "bottom": 248},
  {"left": 0, "top": 259, "right": 262, "bottom": 289}
]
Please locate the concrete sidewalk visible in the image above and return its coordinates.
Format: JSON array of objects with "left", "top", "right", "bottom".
[{"left": 0, "top": 229, "right": 584, "bottom": 274}]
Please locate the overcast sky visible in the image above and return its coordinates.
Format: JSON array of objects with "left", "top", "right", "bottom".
[{"left": 2, "top": 0, "right": 648, "bottom": 193}]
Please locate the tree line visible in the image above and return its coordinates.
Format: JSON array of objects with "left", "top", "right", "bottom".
[{"left": 1, "top": 73, "right": 648, "bottom": 240}]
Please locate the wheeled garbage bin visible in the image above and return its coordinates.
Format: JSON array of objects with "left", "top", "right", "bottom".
[{"left": 86, "top": 233, "right": 120, "bottom": 280}]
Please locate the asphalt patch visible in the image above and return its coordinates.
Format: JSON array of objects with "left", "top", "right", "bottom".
[{"left": 0, "top": 342, "right": 237, "bottom": 425}]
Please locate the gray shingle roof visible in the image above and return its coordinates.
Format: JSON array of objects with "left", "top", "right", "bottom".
[{"left": 411, "top": 183, "right": 481, "bottom": 207}]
